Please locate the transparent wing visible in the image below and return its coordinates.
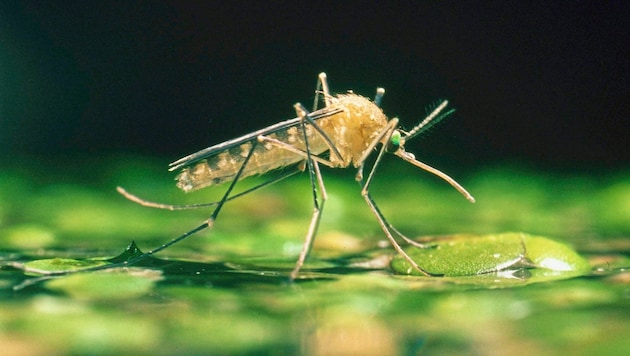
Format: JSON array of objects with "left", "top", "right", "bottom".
[{"left": 169, "top": 105, "right": 343, "bottom": 172}]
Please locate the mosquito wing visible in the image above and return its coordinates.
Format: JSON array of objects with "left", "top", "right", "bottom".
[{"left": 169, "top": 105, "right": 343, "bottom": 193}]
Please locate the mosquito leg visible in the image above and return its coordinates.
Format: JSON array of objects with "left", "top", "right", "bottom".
[
  {"left": 290, "top": 159, "right": 326, "bottom": 279},
  {"left": 294, "top": 103, "right": 343, "bottom": 163},
  {"left": 256, "top": 103, "right": 342, "bottom": 167},
  {"left": 117, "top": 167, "right": 302, "bottom": 211},
  {"left": 354, "top": 118, "right": 399, "bottom": 183},
  {"left": 313, "top": 72, "right": 332, "bottom": 111},
  {"left": 319, "top": 73, "right": 331, "bottom": 102},
  {"left": 254, "top": 106, "right": 332, "bottom": 278},
  {"left": 252, "top": 138, "right": 325, "bottom": 276},
  {"left": 52, "top": 141, "right": 262, "bottom": 275},
  {"left": 126, "top": 140, "right": 260, "bottom": 263},
  {"left": 388, "top": 223, "right": 431, "bottom": 248},
  {"left": 11, "top": 220, "right": 214, "bottom": 290},
  {"left": 256, "top": 135, "right": 335, "bottom": 168},
  {"left": 23, "top": 139, "right": 261, "bottom": 282},
  {"left": 313, "top": 74, "right": 321, "bottom": 111},
  {"left": 289, "top": 104, "right": 328, "bottom": 279},
  {"left": 361, "top": 193, "right": 435, "bottom": 276},
  {"left": 357, "top": 126, "right": 436, "bottom": 277}
]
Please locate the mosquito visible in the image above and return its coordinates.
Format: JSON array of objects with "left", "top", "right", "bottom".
[{"left": 117, "top": 72, "right": 475, "bottom": 279}]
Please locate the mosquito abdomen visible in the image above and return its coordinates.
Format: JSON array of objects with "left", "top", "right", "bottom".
[{"left": 175, "top": 128, "right": 329, "bottom": 192}]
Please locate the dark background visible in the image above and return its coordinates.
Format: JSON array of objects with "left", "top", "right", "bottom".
[{"left": 1, "top": 1, "right": 628, "bottom": 171}]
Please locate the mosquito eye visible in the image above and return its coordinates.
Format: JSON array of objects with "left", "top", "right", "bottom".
[{"left": 387, "top": 131, "right": 401, "bottom": 152}]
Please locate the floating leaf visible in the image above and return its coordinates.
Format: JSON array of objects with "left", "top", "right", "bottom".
[
  {"left": 523, "top": 235, "right": 592, "bottom": 273},
  {"left": 391, "top": 232, "right": 590, "bottom": 278},
  {"left": 22, "top": 258, "right": 108, "bottom": 275},
  {"left": 18, "top": 241, "right": 146, "bottom": 277}
]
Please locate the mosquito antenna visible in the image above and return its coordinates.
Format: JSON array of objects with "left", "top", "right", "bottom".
[{"left": 403, "top": 100, "right": 455, "bottom": 141}]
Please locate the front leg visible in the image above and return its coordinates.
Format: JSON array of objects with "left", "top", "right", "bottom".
[
  {"left": 354, "top": 119, "right": 436, "bottom": 276},
  {"left": 255, "top": 103, "right": 333, "bottom": 278}
]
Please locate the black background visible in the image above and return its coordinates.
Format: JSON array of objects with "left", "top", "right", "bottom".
[{"left": 1, "top": 1, "right": 628, "bottom": 171}]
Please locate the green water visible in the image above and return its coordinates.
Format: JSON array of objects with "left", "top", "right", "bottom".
[{"left": 1, "top": 156, "right": 628, "bottom": 354}]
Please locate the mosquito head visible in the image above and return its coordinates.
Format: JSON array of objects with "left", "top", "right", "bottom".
[
  {"left": 386, "top": 129, "right": 405, "bottom": 153},
  {"left": 389, "top": 100, "right": 475, "bottom": 203}
]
